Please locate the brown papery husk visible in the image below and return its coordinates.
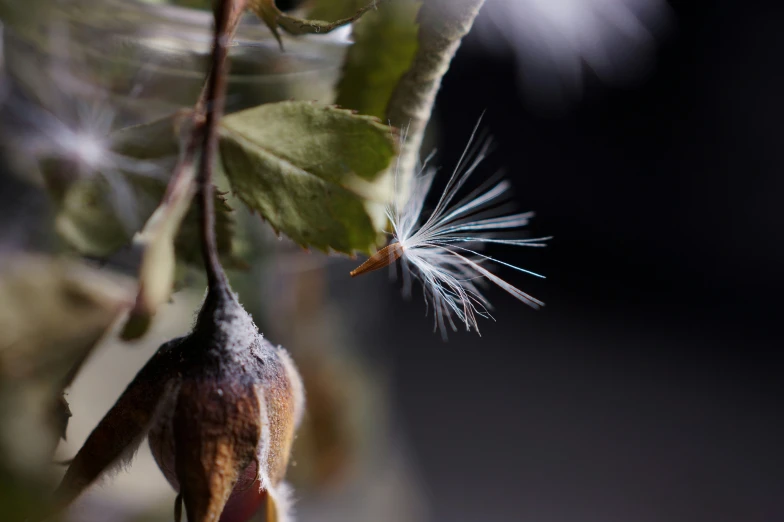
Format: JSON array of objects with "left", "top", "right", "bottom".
[
  {"left": 51, "top": 285, "right": 303, "bottom": 522},
  {"left": 147, "top": 287, "right": 304, "bottom": 522}
]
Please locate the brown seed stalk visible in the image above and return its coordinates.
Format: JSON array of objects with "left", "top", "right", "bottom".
[{"left": 48, "top": 2, "right": 305, "bottom": 522}]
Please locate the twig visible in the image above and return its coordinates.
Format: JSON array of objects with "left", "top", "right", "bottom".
[
  {"left": 128, "top": 0, "right": 247, "bottom": 210},
  {"left": 197, "top": 0, "right": 245, "bottom": 295},
  {"left": 155, "top": 0, "right": 245, "bottom": 297},
  {"left": 385, "top": 0, "right": 486, "bottom": 179},
  {"left": 195, "top": 1, "right": 247, "bottom": 115}
]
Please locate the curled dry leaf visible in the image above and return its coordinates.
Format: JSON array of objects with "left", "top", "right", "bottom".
[
  {"left": 51, "top": 284, "right": 304, "bottom": 522},
  {"left": 248, "top": 0, "right": 386, "bottom": 50},
  {"left": 119, "top": 150, "right": 198, "bottom": 341},
  {"left": 334, "top": 0, "right": 421, "bottom": 119}
]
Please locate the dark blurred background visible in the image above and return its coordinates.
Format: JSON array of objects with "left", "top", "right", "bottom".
[
  {"left": 338, "top": 1, "right": 784, "bottom": 521},
  {"left": 2, "top": 0, "right": 783, "bottom": 521}
]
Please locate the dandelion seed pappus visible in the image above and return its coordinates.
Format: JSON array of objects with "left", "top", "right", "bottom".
[{"left": 351, "top": 116, "right": 551, "bottom": 338}]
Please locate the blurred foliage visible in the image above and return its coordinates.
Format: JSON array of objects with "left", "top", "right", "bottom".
[
  {"left": 0, "top": 255, "right": 133, "bottom": 521},
  {"left": 0, "top": 0, "right": 430, "bottom": 518},
  {"left": 45, "top": 112, "right": 237, "bottom": 267}
]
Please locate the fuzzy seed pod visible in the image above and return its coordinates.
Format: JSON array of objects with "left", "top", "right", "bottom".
[{"left": 52, "top": 287, "right": 304, "bottom": 522}]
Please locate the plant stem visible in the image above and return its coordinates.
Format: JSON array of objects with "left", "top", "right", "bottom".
[
  {"left": 385, "top": 0, "right": 486, "bottom": 179},
  {"left": 150, "top": 0, "right": 245, "bottom": 298},
  {"left": 198, "top": 0, "right": 247, "bottom": 295}
]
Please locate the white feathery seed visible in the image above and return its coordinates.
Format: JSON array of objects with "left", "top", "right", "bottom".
[{"left": 352, "top": 118, "right": 550, "bottom": 338}]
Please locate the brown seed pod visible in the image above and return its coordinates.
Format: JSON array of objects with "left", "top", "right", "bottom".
[{"left": 51, "top": 286, "right": 304, "bottom": 522}]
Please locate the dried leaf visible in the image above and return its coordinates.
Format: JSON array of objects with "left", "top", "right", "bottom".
[
  {"left": 335, "top": 0, "right": 421, "bottom": 119},
  {"left": 248, "top": 0, "right": 384, "bottom": 49},
  {"left": 120, "top": 156, "right": 196, "bottom": 341},
  {"left": 219, "top": 101, "right": 396, "bottom": 254}
]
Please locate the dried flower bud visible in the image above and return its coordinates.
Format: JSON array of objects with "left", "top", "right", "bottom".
[
  {"left": 148, "top": 288, "right": 304, "bottom": 522},
  {"left": 51, "top": 287, "right": 304, "bottom": 522}
]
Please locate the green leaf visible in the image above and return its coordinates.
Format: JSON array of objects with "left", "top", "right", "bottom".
[
  {"left": 335, "top": 0, "right": 420, "bottom": 119},
  {"left": 219, "top": 101, "right": 396, "bottom": 254}
]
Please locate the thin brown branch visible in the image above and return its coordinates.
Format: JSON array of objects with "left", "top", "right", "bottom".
[
  {"left": 198, "top": 0, "right": 246, "bottom": 295},
  {"left": 153, "top": 0, "right": 245, "bottom": 297}
]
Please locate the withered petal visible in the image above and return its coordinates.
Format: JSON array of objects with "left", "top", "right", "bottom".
[
  {"left": 49, "top": 337, "right": 181, "bottom": 515},
  {"left": 174, "top": 379, "right": 262, "bottom": 522}
]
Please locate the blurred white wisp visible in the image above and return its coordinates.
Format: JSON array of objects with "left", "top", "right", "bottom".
[
  {"left": 350, "top": 119, "right": 549, "bottom": 339},
  {"left": 0, "top": 18, "right": 173, "bottom": 234},
  {"left": 472, "top": 0, "right": 672, "bottom": 108}
]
